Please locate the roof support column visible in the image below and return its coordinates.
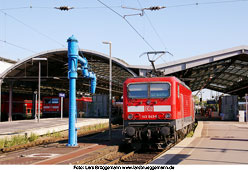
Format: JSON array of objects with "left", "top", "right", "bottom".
[
  {"left": 32, "top": 89, "right": 37, "bottom": 119},
  {"left": 8, "top": 82, "right": 13, "bottom": 122}
]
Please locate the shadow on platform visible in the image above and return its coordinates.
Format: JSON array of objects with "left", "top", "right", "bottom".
[{"left": 196, "top": 113, "right": 222, "bottom": 121}]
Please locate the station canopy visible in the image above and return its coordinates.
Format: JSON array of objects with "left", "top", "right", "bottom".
[
  {"left": 155, "top": 46, "right": 248, "bottom": 97},
  {"left": 0, "top": 49, "right": 136, "bottom": 97}
]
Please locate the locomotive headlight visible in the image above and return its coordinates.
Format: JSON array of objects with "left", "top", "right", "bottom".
[
  {"left": 134, "top": 113, "right": 140, "bottom": 120},
  {"left": 165, "top": 113, "right": 171, "bottom": 118},
  {"left": 158, "top": 113, "right": 165, "bottom": 119},
  {"left": 128, "top": 114, "right": 133, "bottom": 120}
]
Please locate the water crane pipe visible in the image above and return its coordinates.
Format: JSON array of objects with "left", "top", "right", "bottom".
[
  {"left": 67, "top": 35, "right": 97, "bottom": 147},
  {"left": 78, "top": 56, "right": 97, "bottom": 94}
]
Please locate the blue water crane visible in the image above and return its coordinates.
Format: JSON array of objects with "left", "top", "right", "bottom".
[{"left": 67, "top": 35, "right": 96, "bottom": 147}]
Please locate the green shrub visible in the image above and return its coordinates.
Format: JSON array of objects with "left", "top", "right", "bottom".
[
  {"left": 0, "top": 139, "right": 5, "bottom": 149},
  {"left": 45, "top": 131, "right": 51, "bottom": 137},
  {"left": 28, "top": 133, "right": 38, "bottom": 142},
  {"left": 0, "top": 133, "right": 39, "bottom": 149},
  {"left": 3, "top": 135, "right": 28, "bottom": 148},
  {"left": 51, "top": 131, "right": 61, "bottom": 138},
  {"left": 186, "top": 131, "right": 194, "bottom": 137}
]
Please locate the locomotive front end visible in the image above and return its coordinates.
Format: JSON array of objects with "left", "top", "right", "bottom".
[{"left": 122, "top": 78, "right": 176, "bottom": 146}]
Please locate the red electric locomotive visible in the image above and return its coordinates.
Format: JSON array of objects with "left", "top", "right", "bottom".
[
  {"left": 122, "top": 76, "right": 195, "bottom": 148},
  {"left": 42, "top": 97, "right": 61, "bottom": 116}
]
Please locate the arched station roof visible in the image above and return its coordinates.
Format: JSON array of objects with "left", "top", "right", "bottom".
[
  {"left": 0, "top": 57, "right": 16, "bottom": 74},
  {"left": 0, "top": 49, "right": 136, "bottom": 96},
  {"left": 1, "top": 45, "right": 248, "bottom": 97}
]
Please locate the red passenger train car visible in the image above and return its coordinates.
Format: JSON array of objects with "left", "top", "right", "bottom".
[
  {"left": 42, "top": 96, "right": 92, "bottom": 117},
  {"left": 1, "top": 95, "right": 42, "bottom": 120},
  {"left": 122, "top": 77, "right": 195, "bottom": 148}
]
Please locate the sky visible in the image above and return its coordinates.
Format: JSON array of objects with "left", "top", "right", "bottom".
[
  {"left": 0, "top": 0, "right": 247, "bottom": 99},
  {"left": 0, "top": 0, "right": 247, "bottom": 64}
]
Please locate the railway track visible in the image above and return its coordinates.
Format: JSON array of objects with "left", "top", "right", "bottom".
[
  {"left": 0, "top": 123, "right": 196, "bottom": 165},
  {"left": 75, "top": 124, "right": 194, "bottom": 165},
  {"left": 81, "top": 138, "right": 183, "bottom": 165},
  {"left": 104, "top": 143, "right": 175, "bottom": 165},
  {"left": 95, "top": 128, "right": 192, "bottom": 165},
  {"left": 115, "top": 124, "right": 197, "bottom": 165}
]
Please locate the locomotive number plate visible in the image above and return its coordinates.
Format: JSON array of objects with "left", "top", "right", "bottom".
[
  {"left": 148, "top": 115, "right": 157, "bottom": 118},
  {"left": 141, "top": 114, "right": 157, "bottom": 119}
]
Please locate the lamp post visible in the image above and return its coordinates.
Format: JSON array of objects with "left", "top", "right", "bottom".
[
  {"left": 32, "top": 58, "right": 47, "bottom": 123},
  {"left": 102, "top": 41, "right": 112, "bottom": 140}
]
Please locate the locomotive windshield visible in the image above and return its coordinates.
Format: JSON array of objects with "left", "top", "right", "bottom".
[
  {"left": 128, "top": 83, "right": 170, "bottom": 99},
  {"left": 150, "top": 83, "right": 170, "bottom": 98},
  {"left": 51, "top": 98, "right": 59, "bottom": 104},
  {"left": 128, "top": 84, "right": 148, "bottom": 98},
  {"left": 44, "top": 98, "right": 59, "bottom": 104}
]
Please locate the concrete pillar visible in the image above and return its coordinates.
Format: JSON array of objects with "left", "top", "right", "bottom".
[
  {"left": 32, "top": 90, "right": 37, "bottom": 119},
  {"left": 8, "top": 82, "right": 13, "bottom": 122}
]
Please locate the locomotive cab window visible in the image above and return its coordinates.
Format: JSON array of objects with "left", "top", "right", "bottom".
[
  {"left": 127, "top": 83, "right": 170, "bottom": 99},
  {"left": 128, "top": 84, "right": 148, "bottom": 98},
  {"left": 44, "top": 98, "right": 52, "bottom": 104},
  {"left": 150, "top": 83, "right": 170, "bottom": 98},
  {"left": 52, "top": 98, "right": 59, "bottom": 104}
]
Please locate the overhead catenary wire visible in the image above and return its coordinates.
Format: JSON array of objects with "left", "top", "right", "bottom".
[
  {"left": 0, "top": 9, "right": 66, "bottom": 48},
  {"left": 96, "top": 0, "right": 155, "bottom": 51},
  {"left": 76, "top": 5, "right": 121, "bottom": 9},
  {"left": 136, "top": 0, "right": 167, "bottom": 51},
  {"left": 0, "top": 6, "right": 33, "bottom": 10},
  {"left": 0, "top": 0, "right": 247, "bottom": 11},
  {"left": 4, "top": 12, "right": 7, "bottom": 42},
  {"left": 129, "top": 0, "right": 170, "bottom": 64},
  {"left": 0, "top": 0, "right": 246, "bottom": 13},
  {"left": 0, "top": 6, "right": 121, "bottom": 11},
  {"left": 166, "top": 0, "right": 248, "bottom": 8},
  {"left": 0, "top": 39, "right": 37, "bottom": 53}
]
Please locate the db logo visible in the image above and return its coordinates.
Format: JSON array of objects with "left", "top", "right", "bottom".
[{"left": 144, "top": 106, "right": 154, "bottom": 112}]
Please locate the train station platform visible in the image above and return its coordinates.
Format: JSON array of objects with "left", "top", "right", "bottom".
[
  {"left": 151, "top": 121, "right": 248, "bottom": 165},
  {"left": 0, "top": 118, "right": 109, "bottom": 140}
]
